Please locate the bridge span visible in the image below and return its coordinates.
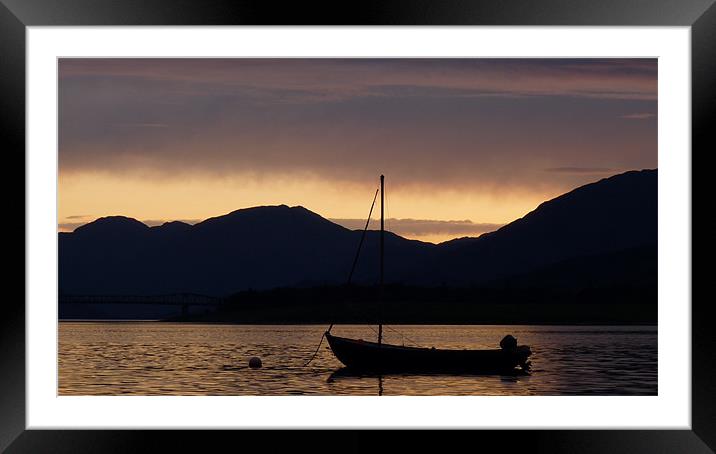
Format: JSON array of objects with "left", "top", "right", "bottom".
[
  {"left": 60, "top": 294, "right": 224, "bottom": 306},
  {"left": 59, "top": 294, "right": 225, "bottom": 318}
]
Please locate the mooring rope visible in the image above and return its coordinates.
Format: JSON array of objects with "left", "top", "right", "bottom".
[
  {"left": 385, "top": 325, "right": 421, "bottom": 347},
  {"left": 304, "top": 186, "right": 380, "bottom": 367},
  {"left": 347, "top": 188, "right": 380, "bottom": 286},
  {"left": 303, "top": 331, "right": 328, "bottom": 367}
]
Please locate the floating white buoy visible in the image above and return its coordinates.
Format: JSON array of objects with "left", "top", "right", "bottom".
[{"left": 249, "top": 357, "right": 262, "bottom": 369}]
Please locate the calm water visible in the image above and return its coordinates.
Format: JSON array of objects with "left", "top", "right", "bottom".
[{"left": 59, "top": 323, "right": 657, "bottom": 395}]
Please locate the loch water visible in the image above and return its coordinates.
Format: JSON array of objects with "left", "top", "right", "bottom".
[{"left": 59, "top": 322, "right": 657, "bottom": 396}]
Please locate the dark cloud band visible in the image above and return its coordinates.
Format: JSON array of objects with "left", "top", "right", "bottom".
[{"left": 58, "top": 58, "right": 658, "bottom": 195}]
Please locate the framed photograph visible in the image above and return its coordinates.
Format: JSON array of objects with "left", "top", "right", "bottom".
[{"left": 4, "top": 0, "right": 712, "bottom": 451}]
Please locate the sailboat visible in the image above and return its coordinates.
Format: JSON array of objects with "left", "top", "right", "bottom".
[{"left": 324, "top": 175, "right": 532, "bottom": 375}]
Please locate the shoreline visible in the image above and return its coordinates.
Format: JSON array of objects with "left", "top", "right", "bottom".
[{"left": 59, "top": 319, "right": 658, "bottom": 327}]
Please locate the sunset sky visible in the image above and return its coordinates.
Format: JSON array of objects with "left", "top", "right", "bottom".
[{"left": 58, "top": 58, "right": 657, "bottom": 243}]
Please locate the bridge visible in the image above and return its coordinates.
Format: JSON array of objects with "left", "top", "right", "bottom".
[{"left": 59, "top": 293, "right": 225, "bottom": 317}]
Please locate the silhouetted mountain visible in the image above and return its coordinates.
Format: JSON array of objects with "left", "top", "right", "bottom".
[
  {"left": 484, "top": 244, "right": 657, "bottom": 290},
  {"left": 59, "top": 169, "right": 656, "bottom": 297},
  {"left": 419, "top": 169, "right": 657, "bottom": 286},
  {"left": 59, "top": 205, "right": 434, "bottom": 296},
  {"left": 153, "top": 220, "right": 192, "bottom": 233},
  {"left": 74, "top": 215, "right": 149, "bottom": 237}
]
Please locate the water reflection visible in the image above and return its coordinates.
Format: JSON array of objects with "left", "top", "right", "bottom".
[
  {"left": 59, "top": 323, "right": 657, "bottom": 396},
  {"left": 327, "top": 367, "right": 532, "bottom": 395}
]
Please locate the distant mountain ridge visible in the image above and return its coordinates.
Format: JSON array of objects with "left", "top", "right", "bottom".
[
  {"left": 420, "top": 169, "right": 657, "bottom": 286},
  {"left": 59, "top": 169, "right": 657, "bottom": 296}
]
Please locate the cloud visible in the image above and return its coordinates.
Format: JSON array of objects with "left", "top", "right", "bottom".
[
  {"left": 59, "top": 222, "right": 89, "bottom": 232},
  {"left": 620, "top": 112, "right": 656, "bottom": 119},
  {"left": 59, "top": 58, "right": 658, "bottom": 102},
  {"left": 65, "top": 214, "right": 90, "bottom": 219},
  {"left": 115, "top": 123, "right": 170, "bottom": 128},
  {"left": 544, "top": 167, "right": 617, "bottom": 175},
  {"left": 331, "top": 218, "right": 503, "bottom": 238},
  {"left": 58, "top": 58, "right": 658, "bottom": 197}
]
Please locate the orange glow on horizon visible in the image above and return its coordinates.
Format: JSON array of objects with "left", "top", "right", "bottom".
[{"left": 58, "top": 172, "right": 562, "bottom": 243}]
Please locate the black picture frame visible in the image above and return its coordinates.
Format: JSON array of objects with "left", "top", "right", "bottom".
[{"left": 2, "top": 0, "right": 712, "bottom": 452}]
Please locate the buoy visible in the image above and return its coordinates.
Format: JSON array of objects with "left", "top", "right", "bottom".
[{"left": 249, "top": 357, "right": 262, "bottom": 368}]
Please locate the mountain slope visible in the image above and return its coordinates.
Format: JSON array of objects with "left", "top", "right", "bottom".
[
  {"left": 420, "top": 169, "right": 657, "bottom": 285},
  {"left": 59, "top": 205, "right": 434, "bottom": 296},
  {"left": 59, "top": 169, "right": 657, "bottom": 296}
]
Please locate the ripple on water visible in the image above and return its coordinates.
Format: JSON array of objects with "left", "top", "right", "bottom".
[{"left": 59, "top": 323, "right": 657, "bottom": 396}]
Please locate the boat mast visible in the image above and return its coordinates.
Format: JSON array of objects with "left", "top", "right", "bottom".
[{"left": 379, "top": 174, "right": 384, "bottom": 346}]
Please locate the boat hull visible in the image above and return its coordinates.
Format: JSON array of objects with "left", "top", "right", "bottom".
[{"left": 325, "top": 333, "right": 531, "bottom": 374}]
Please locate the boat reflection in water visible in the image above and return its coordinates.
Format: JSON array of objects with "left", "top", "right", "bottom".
[{"left": 327, "top": 361, "right": 531, "bottom": 396}]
